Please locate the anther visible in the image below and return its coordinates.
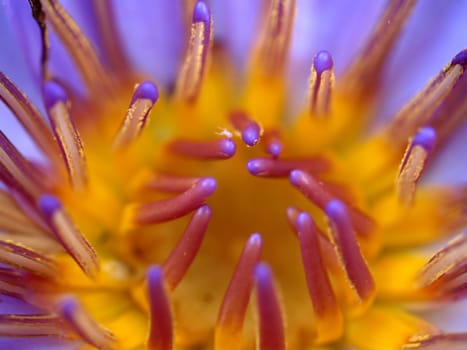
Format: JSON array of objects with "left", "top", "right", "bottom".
[
  {"left": 168, "top": 138, "right": 236, "bottom": 160},
  {"left": 38, "top": 194, "right": 99, "bottom": 278},
  {"left": 248, "top": 156, "right": 331, "bottom": 177},
  {"left": 229, "top": 111, "right": 262, "bottom": 146},
  {"left": 147, "top": 266, "right": 173, "bottom": 350},
  {"left": 0, "top": 314, "right": 65, "bottom": 338},
  {"left": 295, "top": 212, "right": 343, "bottom": 342},
  {"left": 44, "top": 81, "right": 87, "bottom": 191},
  {"left": 308, "top": 50, "right": 334, "bottom": 116},
  {"left": 403, "top": 332, "right": 467, "bottom": 350},
  {"left": 325, "top": 200, "right": 375, "bottom": 303},
  {"left": 254, "top": 263, "right": 286, "bottom": 350},
  {"left": 127, "top": 177, "right": 216, "bottom": 226},
  {"left": 215, "top": 233, "right": 262, "bottom": 350},
  {"left": 175, "top": 0, "right": 212, "bottom": 102},
  {"left": 254, "top": 0, "right": 296, "bottom": 74},
  {"left": 59, "top": 296, "right": 117, "bottom": 350},
  {"left": 112, "top": 81, "right": 159, "bottom": 150},
  {"left": 290, "top": 170, "right": 375, "bottom": 237},
  {"left": 0, "top": 72, "right": 58, "bottom": 161},
  {"left": 262, "top": 129, "right": 282, "bottom": 158},
  {"left": 163, "top": 205, "right": 211, "bottom": 290},
  {"left": 397, "top": 127, "right": 436, "bottom": 206}
]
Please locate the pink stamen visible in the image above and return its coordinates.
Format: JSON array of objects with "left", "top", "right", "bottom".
[
  {"left": 168, "top": 138, "right": 236, "bottom": 160},
  {"left": 142, "top": 173, "right": 202, "bottom": 193},
  {"left": 262, "top": 129, "right": 282, "bottom": 158},
  {"left": 254, "top": 263, "right": 286, "bottom": 350},
  {"left": 147, "top": 266, "right": 173, "bottom": 350},
  {"left": 308, "top": 50, "right": 334, "bottom": 116},
  {"left": 247, "top": 156, "right": 331, "bottom": 177},
  {"left": 229, "top": 111, "right": 262, "bottom": 146},
  {"left": 215, "top": 233, "right": 262, "bottom": 350},
  {"left": 0, "top": 314, "right": 66, "bottom": 338},
  {"left": 163, "top": 205, "right": 211, "bottom": 290}
]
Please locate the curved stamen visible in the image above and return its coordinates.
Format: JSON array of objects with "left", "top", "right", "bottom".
[
  {"left": 254, "top": 0, "right": 296, "bottom": 74},
  {"left": 147, "top": 266, "right": 173, "bottom": 350},
  {"left": 175, "top": 0, "right": 212, "bottom": 102},
  {"left": 308, "top": 50, "right": 334, "bottom": 116},
  {"left": 247, "top": 156, "right": 330, "bottom": 177},
  {"left": 403, "top": 332, "right": 467, "bottom": 349},
  {"left": 0, "top": 314, "right": 65, "bottom": 338},
  {"left": 262, "top": 129, "right": 282, "bottom": 158},
  {"left": 290, "top": 170, "right": 375, "bottom": 237},
  {"left": 0, "top": 72, "right": 58, "bottom": 161},
  {"left": 254, "top": 263, "right": 286, "bottom": 350},
  {"left": 59, "top": 296, "right": 117, "bottom": 350},
  {"left": 38, "top": 194, "right": 99, "bottom": 277},
  {"left": 125, "top": 177, "right": 216, "bottom": 227},
  {"left": 163, "top": 205, "right": 211, "bottom": 290},
  {"left": 397, "top": 127, "right": 436, "bottom": 206},
  {"left": 215, "top": 233, "right": 262, "bottom": 350},
  {"left": 325, "top": 200, "right": 375, "bottom": 303},
  {"left": 44, "top": 81, "right": 87, "bottom": 191},
  {"left": 295, "top": 212, "right": 343, "bottom": 342},
  {"left": 112, "top": 81, "right": 159, "bottom": 150},
  {"left": 229, "top": 111, "right": 262, "bottom": 146},
  {"left": 41, "top": 0, "right": 112, "bottom": 92},
  {"left": 168, "top": 138, "right": 236, "bottom": 160}
]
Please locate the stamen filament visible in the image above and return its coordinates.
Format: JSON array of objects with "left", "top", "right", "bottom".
[
  {"left": 163, "top": 205, "right": 211, "bottom": 290},
  {"left": 0, "top": 314, "right": 65, "bottom": 337},
  {"left": 138, "top": 173, "right": 202, "bottom": 194},
  {"left": 38, "top": 194, "right": 99, "bottom": 278},
  {"left": 44, "top": 81, "right": 87, "bottom": 191},
  {"left": 147, "top": 266, "right": 173, "bottom": 350},
  {"left": 168, "top": 138, "right": 236, "bottom": 160},
  {"left": 262, "top": 129, "right": 282, "bottom": 158},
  {"left": 254, "top": 263, "right": 286, "bottom": 350},
  {"left": 403, "top": 332, "right": 467, "bottom": 349},
  {"left": 229, "top": 111, "right": 262, "bottom": 146},
  {"left": 248, "top": 156, "right": 331, "bottom": 177},
  {"left": 215, "top": 233, "right": 262, "bottom": 350},
  {"left": 308, "top": 50, "right": 334, "bottom": 116},
  {"left": 112, "top": 81, "right": 159, "bottom": 151}
]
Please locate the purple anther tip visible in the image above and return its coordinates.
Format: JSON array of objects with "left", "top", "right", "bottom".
[
  {"left": 193, "top": 0, "right": 210, "bottom": 23},
  {"left": 325, "top": 199, "right": 346, "bottom": 220},
  {"left": 246, "top": 159, "right": 263, "bottom": 175},
  {"left": 133, "top": 81, "right": 159, "bottom": 103},
  {"left": 295, "top": 211, "right": 312, "bottom": 230},
  {"left": 289, "top": 169, "right": 304, "bottom": 187},
  {"left": 248, "top": 233, "right": 263, "bottom": 247},
  {"left": 313, "top": 50, "right": 334, "bottom": 74},
  {"left": 220, "top": 138, "right": 236, "bottom": 157},
  {"left": 38, "top": 194, "right": 62, "bottom": 219},
  {"left": 198, "top": 177, "right": 217, "bottom": 195},
  {"left": 412, "top": 127, "right": 436, "bottom": 152},
  {"left": 242, "top": 124, "right": 261, "bottom": 146},
  {"left": 60, "top": 296, "right": 78, "bottom": 317},
  {"left": 43, "top": 81, "right": 67, "bottom": 109},
  {"left": 196, "top": 204, "right": 212, "bottom": 216},
  {"left": 148, "top": 265, "right": 163, "bottom": 285},
  {"left": 452, "top": 49, "right": 467, "bottom": 69},
  {"left": 254, "top": 262, "right": 271, "bottom": 283},
  {"left": 268, "top": 142, "right": 282, "bottom": 158}
]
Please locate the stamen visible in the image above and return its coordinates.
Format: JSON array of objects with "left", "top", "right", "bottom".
[
  {"left": 247, "top": 156, "right": 331, "bottom": 177},
  {"left": 0, "top": 314, "right": 65, "bottom": 338},
  {"left": 44, "top": 81, "right": 87, "bottom": 191},
  {"left": 229, "top": 111, "right": 262, "bottom": 146},
  {"left": 59, "top": 296, "right": 117, "bottom": 349},
  {"left": 341, "top": 0, "right": 416, "bottom": 97},
  {"left": 386, "top": 49, "right": 466, "bottom": 147},
  {"left": 403, "top": 332, "right": 467, "bottom": 350},
  {"left": 163, "top": 205, "right": 211, "bottom": 290},
  {"left": 38, "top": 194, "right": 99, "bottom": 278},
  {"left": 295, "top": 212, "right": 343, "bottom": 342},
  {"left": 262, "top": 129, "right": 282, "bottom": 158},
  {"left": 138, "top": 172, "right": 202, "bottom": 193},
  {"left": 215, "top": 233, "right": 263, "bottom": 350},
  {"left": 255, "top": 0, "right": 296, "bottom": 74},
  {"left": 308, "top": 50, "right": 334, "bottom": 116},
  {"left": 0, "top": 72, "right": 58, "bottom": 161},
  {"left": 290, "top": 170, "right": 375, "bottom": 237},
  {"left": 41, "top": 0, "right": 112, "bottom": 91},
  {"left": 325, "top": 200, "right": 375, "bottom": 303},
  {"left": 126, "top": 177, "right": 217, "bottom": 227},
  {"left": 112, "top": 81, "right": 159, "bottom": 151},
  {"left": 175, "top": 0, "right": 212, "bottom": 102},
  {"left": 168, "top": 138, "right": 236, "bottom": 160},
  {"left": 397, "top": 127, "right": 436, "bottom": 206},
  {"left": 0, "top": 131, "right": 47, "bottom": 199},
  {"left": 146, "top": 266, "right": 173, "bottom": 350},
  {"left": 0, "top": 268, "right": 27, "bottom": 298},
  {"left": 254, "top": 263, "right": 286, "bottom": 350},
  {"left": 0, "top": 239, "right": 56, "bottom": 278}
]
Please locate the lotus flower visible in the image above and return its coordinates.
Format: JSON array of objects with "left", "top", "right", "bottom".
[{"left": 0, "top": 0, "right": 466, "bottom": 349}]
